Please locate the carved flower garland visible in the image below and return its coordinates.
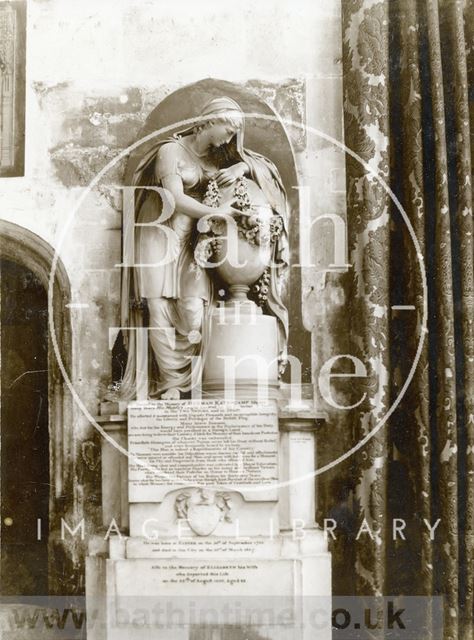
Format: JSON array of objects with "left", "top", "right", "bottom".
[{"left": 192, "top": 177, "right": 283, "bottom": 295}]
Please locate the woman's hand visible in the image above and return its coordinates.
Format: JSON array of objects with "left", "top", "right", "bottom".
[
  {"left": 213, "top": 162, "right": 248, "bottom": 187},
  {"left": 214, "top": 202, "right": 242, "bottom": 217}
]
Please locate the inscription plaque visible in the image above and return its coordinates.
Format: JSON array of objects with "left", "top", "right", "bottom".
[
  {"left": 128, "top": 400, "right": 279, "bottom": 502},
  {"left": 116, "top": 558, "right": 292, "bottom": 595},
  {"left": 114, "top": 558, "right": 296, "bottom": 625},
  {"left": 126, "top": 537, "right": 277, "bottom": 559}
]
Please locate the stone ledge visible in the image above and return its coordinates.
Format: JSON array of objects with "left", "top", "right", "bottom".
[{"left": 98, "top": 396, "right": 328, "bottom": 428}]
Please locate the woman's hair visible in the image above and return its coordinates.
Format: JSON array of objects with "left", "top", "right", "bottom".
[{"left": 195, "top": 112, "right": 244, "bottom": 135}]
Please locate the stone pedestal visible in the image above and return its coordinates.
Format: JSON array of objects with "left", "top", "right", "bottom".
[
  {"left": 203, "top": 305, "right": 279, "bottom": 400},
  {"left": 87, "top": 396, "right": 331, "bottom": 640},
  {"left": 86, "top": 533, "right": 330, "bottom": 640}
]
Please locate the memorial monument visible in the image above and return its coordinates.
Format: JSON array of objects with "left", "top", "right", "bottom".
[{"left": 86, "top": 90, "right": 331, "bottom": 640}]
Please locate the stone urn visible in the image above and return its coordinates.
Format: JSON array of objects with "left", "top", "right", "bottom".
[
  {"left": 199, "top": 177, "right": 282, "bottom": 399},
  {"left": 198, "top": 177, "right": 277, "bottom": 304}
]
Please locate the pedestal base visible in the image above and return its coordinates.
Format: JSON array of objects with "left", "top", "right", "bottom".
[
  {"left": 203, "top": 306, "right": 279, "bottom": 400},
  {"left": 90, "top": 397, "right": 331, "bottom": 640},
  {"left": 86, "top": 532, "right": 331, "bottom": 640}
]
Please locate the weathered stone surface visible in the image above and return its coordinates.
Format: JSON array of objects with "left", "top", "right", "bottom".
[
  {"left": 50, "top": 144, "right": 125, "bottom": 186},
  {"left": 245, "top": 78, "right": 306, "bottom": 150}
]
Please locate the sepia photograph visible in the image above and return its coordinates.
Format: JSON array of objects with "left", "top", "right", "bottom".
[{"left": 0, "top": 0, "right": 472, "bottom": 639}]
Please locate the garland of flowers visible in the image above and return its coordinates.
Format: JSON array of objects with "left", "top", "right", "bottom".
[
  {"left": 252, "top": 268, "right": 271, "bottom": 305},
  {"left": 202, "top": 178, "right": 221, "bottom": 208},
  {"left": 192, "top": 177, "right": 283, "bottom": 301}
]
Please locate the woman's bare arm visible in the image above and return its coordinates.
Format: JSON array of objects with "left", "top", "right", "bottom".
[
  {"left": 160, "top": 174, "right": 238, "bottom": 219},
  {"left": 160, "top": 174, "right": 211, "bottom": 219},
  {"left": 155, "top": 142, "right": 240, "bottom": 218},
  {"left": 214, "top": 161, "right": 249, "bottom": 187}
]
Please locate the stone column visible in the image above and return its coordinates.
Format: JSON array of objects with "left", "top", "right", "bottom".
[{"left": 279, "top": 415, "right": 322, "bottom": 531}]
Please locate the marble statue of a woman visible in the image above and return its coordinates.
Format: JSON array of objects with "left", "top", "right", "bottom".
[{"left": 119, "top": 96, "right": 289, "bottom": 400}]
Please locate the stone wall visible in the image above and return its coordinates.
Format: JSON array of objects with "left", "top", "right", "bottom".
[{"left": 0, "top": 0, "right": 344, "bottom": 593}]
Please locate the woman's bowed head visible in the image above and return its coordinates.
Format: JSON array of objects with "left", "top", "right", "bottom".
[{"left": 117, "top": 96, "right": 290, "bottom": 401}]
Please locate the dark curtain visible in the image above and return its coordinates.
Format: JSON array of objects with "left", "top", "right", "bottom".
[{"left": 318, "top": 1, "right": 473, "bottom": 639}]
